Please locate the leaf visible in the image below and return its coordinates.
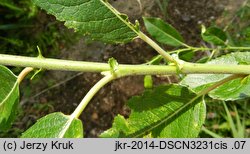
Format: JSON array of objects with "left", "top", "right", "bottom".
[
  {"left": 0, "top": 65, "right": 19, "bottom": 130},
  {"left": 143, "top": 17, "right": 185, "bottom": 47},
  {"left": 181, "top": 52, "right": 250, "bottom": 101},
  {"left": 21, "top": 112, "right": 83, "bottom": 138},
  {"left": 108, "top": 57, "right": 119, "bottom": 74},
  {"left": 201, "top": 25, "right": 227, "bottom": 45},
  {"left": 32, "top": 0, "right": 137, "bottom": 44},
  {"left": 100, "top": 85, "right": 206, "bottom": 138},
  {"left": 152, "top": 99, "right": 205, "bottom": 137},
  {"left": 179, "top": 50, "right": 195, "bottom": 61}
]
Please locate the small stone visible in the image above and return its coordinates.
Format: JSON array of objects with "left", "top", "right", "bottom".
[
  {"left": 210, "top": 16, "right": 215, "bottom": 20},
  {"left": 91, "top": 112, "right": 98, "bottom": 120},
  {"left": 197, "top": 20, "right": 203, "bottom": 25},
  {"left": 182, "top": 15, "right": 191, "bottom": 22}
]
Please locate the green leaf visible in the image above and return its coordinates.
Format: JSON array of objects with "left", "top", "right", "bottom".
[
  {"left": 100, "top": 85, "right": 205, "bottom": 138},
  {"left": 143, "top": 17, "right": 185, "bottom": 47},
  {"left": 179, "top": 50, "right": 195, "bottom": 61},
  {"left": 32, "top": 0, "right": 137, "bottom": 44},
  {"left": 181, "top": 52, "right": 250, "bottom": 101},
  {"left": 201, "top": 25, "right": 227, "bottom": 45},
  {"left": 108, "top": 57, "right": 119, "bottom": 74},
  {"left": 152, "top": 99, "right": 205, "bottom": 137},
  {"left": 0, "top": 65, "right": 19, "bottom": 130},
  {"left": 21, "top": 112, "right": 83, "bottom": 138}
]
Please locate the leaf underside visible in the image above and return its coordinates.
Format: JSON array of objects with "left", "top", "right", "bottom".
[
  {"left": 21, "top": 112, "right": 83, "bottom": 138},
  {"left": 181, "top": 52, "right": 250, "bottom": 101},
  {"left": 0, "top": 65, "right": 19, "bottom": 131},
  {"left": 100, "top": 85, "right": 206, "bottom": 138},
  {"left": 32, "top": 0, "right": 137, "bottom": 43}
]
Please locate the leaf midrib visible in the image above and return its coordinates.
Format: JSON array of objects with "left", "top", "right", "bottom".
[
  {"left": 0, "top": 81, "right": 18, "bottom": 107},
  {"left": 100, "top": 0, "right": 139, "bottom": 35},
  {"left": 58, "top": 115, "right": 75, "bottom": 138},
  {"left": 130, "top": 96, "right": 200, "bottom": 137}
]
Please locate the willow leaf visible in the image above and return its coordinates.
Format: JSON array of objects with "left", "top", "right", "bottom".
[
  {"left": 21, "top": 112, "right": 83, "bottom": 138},
  {"left": 143, "top": 17, "right": 185, "bottom": 47},
  {"left": 201, "top": 26, "right": 227, "bottom": 45},
  {"left": 100, "top": 85, "right": 205, "bottom": 138},
  {"left": 0, "top": 65, "right": 19, "bottom": 130},
  {"left": 32, "top": 0, "right": 138, "bottom": 43},
  {"left": 181, "top": 52, "right": 250, "bottom": 101}
]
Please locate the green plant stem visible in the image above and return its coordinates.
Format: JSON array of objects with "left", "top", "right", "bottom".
[
  {"left": 168, "top": 48, "right": 192, "bottom": 54},
  {"left": 138, "top": 31, "right": 177, "bottom": 63},
  {"left": 195, "top": 46, "right": 250, "bottom": 51},
  {"left": 207, "top": 49, "right": 217, "bottom": 62},
  {"left": 222, "top": 101, "right": 238, "bottom": 138},
  {"left": 102, "top": 0, "right": 176, "bottom": 63},
  {"left": 226, "top": 46, "right": 250, "bottom": 50},
  {"left": 182, "top": 62, "right": 250, "bottom": 74},
  {"left": 169, "top": 46, "right": 250, "bottom": 55},
  {"left": 202, "top": 126, "right": 223, "bottom": 138},
  {"left": 0, "top": 54, "right": 175, "bottom": 74},
  {"left": 71, "top": 74, "right": 115, "bottom": 119},
  {"left": 145, "top": 55, "right": 163, "bottom": 65},
  {"left": 0, "top": 1, "right": 23, "bottom": 12},
  {"left": 17, "top": 67, "right": 34, "bottom": 84},
  {"left": 1, "top": 54, "right": 250, "bottom": 75}
]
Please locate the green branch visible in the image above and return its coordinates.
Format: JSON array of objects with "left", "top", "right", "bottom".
[
  {"left": 71, "top": 73, "right": 115, "bottom": 119},
  {"left": 102, "top": 0, "right": 176, "bottom": 63},
  {"left": 138, "top": 31, "right": 177, "bottom": 63},
  {"left": 167, "top": 45, "right": 250, "bottom": 55},
  {"left": 1, "top": 54, "right": 250, "bottom": 75},
  {"left": 226, "top": 46, "right": 250, "bottom": 50}
]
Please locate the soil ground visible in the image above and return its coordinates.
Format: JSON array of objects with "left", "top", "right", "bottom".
[{"left": 5, "top": 0, "right": 246, "bottom": 137}]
